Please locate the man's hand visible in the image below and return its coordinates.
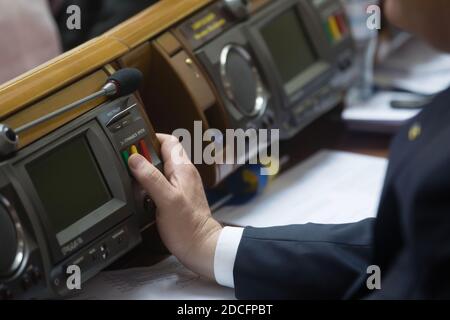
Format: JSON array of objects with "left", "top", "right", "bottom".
[{"left": 128, "top": 134, "right": 223, "bottom": 280}]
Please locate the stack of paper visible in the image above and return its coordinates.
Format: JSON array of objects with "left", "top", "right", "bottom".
[
  {"left": 342, "top": 91, "right": 422, "bottom": 132},
  {"left": 73, "top": 256, "right": 235, "bottom": 300},
  {"left": 375, "top": 39, "right": 450, "bottom": 95},
  {"left": 343, "top": 39, "right": 450, "bottom": 132}
]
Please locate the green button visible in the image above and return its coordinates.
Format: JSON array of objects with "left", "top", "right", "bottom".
[
  {"left": 121, "top": 150, "right": 130, "bottom": 167},
  {"left": 323, "top": 21, "right": 334, "bottom": 43}
]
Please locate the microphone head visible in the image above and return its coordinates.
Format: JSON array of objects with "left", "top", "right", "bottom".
[
  {"left": 0, "top": 124, "right": 18, "bottom": 158},
  {"left": 106, "top": 68, "right": 143, "bottom": 97}
]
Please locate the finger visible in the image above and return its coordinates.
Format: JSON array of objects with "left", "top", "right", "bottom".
[
  {"left": 156, "top": 134, "right": 193, "bottom": 179},
  {"left": 157, "top": 134, "right": 191, "bottom": 164},
  {"left": 128, "top": 154, "right": 174, "bottom": 206}
]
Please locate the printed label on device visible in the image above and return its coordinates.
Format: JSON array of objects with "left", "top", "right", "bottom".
[{"left": 179, "top": 3, "right": 233, "bottom": 49}]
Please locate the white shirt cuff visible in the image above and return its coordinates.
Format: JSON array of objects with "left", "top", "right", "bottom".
[{"left": 214, "top": 226, "right": 244, "bottom": 288}]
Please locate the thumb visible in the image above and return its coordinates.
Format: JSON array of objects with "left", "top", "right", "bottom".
[{"left": 128, "top": 154, "right": 173, "bottom": 207}]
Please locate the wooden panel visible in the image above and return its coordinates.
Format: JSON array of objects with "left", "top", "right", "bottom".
[
  {"left": 118, "top": 42, "right": 153, "bottom": 91},
  {"left": 0, "top": 37, "right": 128, "bottom": 119},
  {"left": 3, "top": 70, "right": 109, "bottom": 148},
  {"left": 138, "top": 42, "right": 220, "bottom": 186},
  {"left": 105, "top": 0, "right": 213, "bottom": 49},
  {"left": 157, "top": 32, "right": 182, "bottom": 56},
  {"left": 170, "top": 50, "right": 216, "bottom": 112}
]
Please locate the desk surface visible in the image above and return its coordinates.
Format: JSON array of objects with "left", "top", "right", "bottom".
[{"left": 110, "top": 107, "right": 393, "bottom": 270}]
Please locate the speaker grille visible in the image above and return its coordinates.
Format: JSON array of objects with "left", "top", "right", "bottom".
[
  {"left": 220, "top": 45, "right": 266, "bottom": 117},
  {"left": 225, "top": 49, "right": 257, "bottom": 115}
]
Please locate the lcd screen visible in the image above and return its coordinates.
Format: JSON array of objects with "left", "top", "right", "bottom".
[
  {"left": 261, "top": 9, "right": 321, "bottom": 95},
  {"left": 27, "top": 135, "right": 112, "bottom": 245}
]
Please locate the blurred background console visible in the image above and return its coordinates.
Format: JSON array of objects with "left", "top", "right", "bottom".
[{"left": 120, "top": 0, "right": 356, "bottom": 186}]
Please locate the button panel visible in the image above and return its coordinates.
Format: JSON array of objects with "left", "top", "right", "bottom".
[
  {"left": 121, "top": 139, "right": 154, "bottom": 170},
  {"left": 292, "top": 85, "right": 341, "bottom": 126},
  {"left": 96, "top": 96, "right": 162, "bottom": 254},
  {"left": 97, "top": 97, "right": 162, "bottom": 173},
  {"left": 323, "top": 10, "right": 349, "bottom": 44}
]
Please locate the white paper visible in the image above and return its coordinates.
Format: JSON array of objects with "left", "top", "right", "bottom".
[
  {"left": 72, "top": 256, "right": 235, "bottom": 300},
  {"left": 342, "top": 91, "right": 421, "bottom": 123},
  {"left": 375, "top": 39, "right": 450, "bottom": 95},
  {"left": 214, "top": 150, "right": 388, "bottom": 227}
]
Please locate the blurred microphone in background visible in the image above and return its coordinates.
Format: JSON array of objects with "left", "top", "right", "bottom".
[{"left": 341, "top": 0, "right": 380, "bottom": 102}]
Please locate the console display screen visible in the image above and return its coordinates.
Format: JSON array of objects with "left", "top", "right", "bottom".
[
  {"left": 27, "top": 135, "right": 112, "bottom": 245},
  {"left": 261, "top": 9, "right": 320, "bottom": 95}
]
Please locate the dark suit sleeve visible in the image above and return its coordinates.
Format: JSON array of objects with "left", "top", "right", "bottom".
[{"left": 233, "top": 218, "right": 375, "bottom": 299}]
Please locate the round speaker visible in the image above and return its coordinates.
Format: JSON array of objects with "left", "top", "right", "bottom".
[
  {"left": 220, "top": 45, "right": 267, "bottom": 117},
  {"left": 0, "top": 198, "right": 24, "bottom": 277}
]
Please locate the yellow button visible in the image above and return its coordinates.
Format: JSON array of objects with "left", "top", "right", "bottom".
[
  {"left": 130, "top": 145, "right": 139, "bottom": 155},
  {"left": 328, "top": 16, "right": 342, "bottom": 41}
]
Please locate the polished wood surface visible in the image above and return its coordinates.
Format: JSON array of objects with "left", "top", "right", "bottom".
[{"left": 0, "top": 38, "right": 128, "bottom": 119}]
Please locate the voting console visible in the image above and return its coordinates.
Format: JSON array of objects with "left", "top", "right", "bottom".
[{"left": 0, "top": 0, "right": 355, "bottom": 299}]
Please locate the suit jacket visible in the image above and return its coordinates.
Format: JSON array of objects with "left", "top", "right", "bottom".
[{"left": 233, "top": 88, "right": 450, "bottom": 299}]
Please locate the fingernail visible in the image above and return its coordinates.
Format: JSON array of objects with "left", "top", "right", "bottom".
[{"left": 128, "top": 154, "right": 146, "bottom": 170}]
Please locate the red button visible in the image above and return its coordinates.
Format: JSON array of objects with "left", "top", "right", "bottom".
[
  {"left": 335, "top": 12, "right": 348, "bottom": 36},
  {"left": 139, "top": 140, "right": 152, "bottom": 163}
]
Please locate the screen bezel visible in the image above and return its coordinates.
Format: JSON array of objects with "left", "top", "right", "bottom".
[
  {"left": 13, "top": 121, "right": 131, "bottom": 263},
  {"left": 247, "top": 0, "right": 333, "bottom": 105}
]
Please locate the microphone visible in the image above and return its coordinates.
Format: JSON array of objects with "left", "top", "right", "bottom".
[
  {"left": 15, "top": 68, "right": 143, "bottom": 135},
  {"left": 106, "top": 68, "right": 143, "bottom": 97},
  {"left": 0, "top": 125, "right": 19, "bottom": 158},
  {"left": 0, "top": 68, "right": 143, "bottom": 158}
]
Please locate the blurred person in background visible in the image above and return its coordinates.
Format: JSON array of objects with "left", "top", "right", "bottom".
[
  {"left": 0, "top": 0, "right": 158, "bottom": 83},
  {"left": 54, "top": 0, "right": 158, "bottom": 51},
  {"left": 0, "top": 0, "right": 61, "bottom": 83}
]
